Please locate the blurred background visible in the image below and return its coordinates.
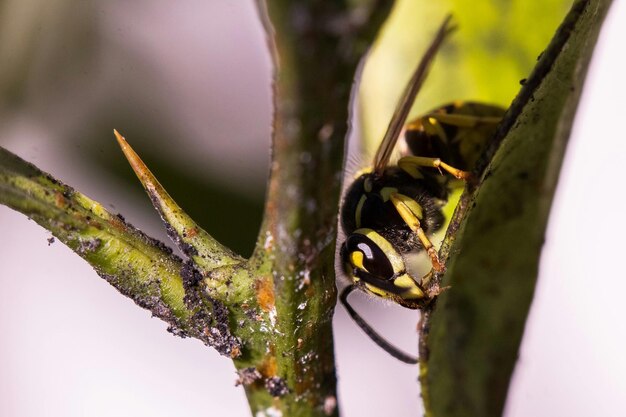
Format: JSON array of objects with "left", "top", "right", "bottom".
[{"left": 1, "top": 1, "right": 624, "bottom": 416}]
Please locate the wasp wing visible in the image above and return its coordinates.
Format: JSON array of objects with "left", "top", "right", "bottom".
[
  {"left": 373, "top": 14, "right": 456, "bottom": 175},
  {"left": 336, "top": 48, "right": 371, "bottom": 288}
]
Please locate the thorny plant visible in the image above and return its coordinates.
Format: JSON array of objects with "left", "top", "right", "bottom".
[{"left": 0, "top": 0, "right": 612, "bottom": 416}]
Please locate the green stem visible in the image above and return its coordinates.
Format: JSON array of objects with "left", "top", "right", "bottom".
[
  {"left": 243, "top": 1, "right": 393, "bottom": 416},
  {"left": 0, "top": 146, "right": 239, "bottom": 355}
]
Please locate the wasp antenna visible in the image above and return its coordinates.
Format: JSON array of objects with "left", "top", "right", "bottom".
[
  {"left": 340, "top": 285, "right": 419, "bottom": 364},
  {"left": 442, "top": 13, "right": 458, "bottom": 34},
  {"left": 373, "top": 14, "right": 455, "bottom": 175}
]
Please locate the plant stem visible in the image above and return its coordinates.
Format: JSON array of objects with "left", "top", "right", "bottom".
[{"left": 242, "top": 1, "right": 392, "bottom": 415}]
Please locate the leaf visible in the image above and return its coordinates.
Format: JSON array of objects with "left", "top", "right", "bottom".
[{"left": 420, "top": 1, "right": 613, "bottom": 415}]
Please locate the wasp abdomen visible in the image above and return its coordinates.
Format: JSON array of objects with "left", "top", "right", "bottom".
[{"left": 405, "top": 101, "right": 506, "bottom": 171}]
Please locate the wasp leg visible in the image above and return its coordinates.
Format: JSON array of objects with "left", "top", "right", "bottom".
[
  {"left": 405, "top": 116, "right": 450, "bottom": 144},
  {"left": 340, "top": 285, "right": 419, "bottom": 364},
  {"left": 398, "top": 155, "right": 472, "bottom": 180},
  {"left": 418, "top": 269, "right": 453, "bottom": 298},
  {"left": 389, "top": 193, "right": 443, "bottom": 272}
]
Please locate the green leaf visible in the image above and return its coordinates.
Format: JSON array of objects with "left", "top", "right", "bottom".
[{"left": 420, "top": 1, "right": 613, "bottom": 415}]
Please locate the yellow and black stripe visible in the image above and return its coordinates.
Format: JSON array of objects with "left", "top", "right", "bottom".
[{"left": 341, "top": 228, "right": 425, "bottom": 302}]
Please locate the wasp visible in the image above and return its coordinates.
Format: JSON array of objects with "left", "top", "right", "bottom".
[{"left": 338, "top": 16, "right": 505, "bottom": 364}]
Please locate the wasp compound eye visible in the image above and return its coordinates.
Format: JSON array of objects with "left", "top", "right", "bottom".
[{"left": 342, "top": 232, "right": 395, "bottom": 280}]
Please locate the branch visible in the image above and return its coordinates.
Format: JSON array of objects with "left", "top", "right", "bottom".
[
  {"left": 419, "top": 0, "right": 613, "bottom": 415},
  {"left": 0, "top": 146, "right": 239, "bottom": 356},
  {"left": 242, "top": 0, "right": 393, "bottom": 415},
  {"left": 1, "top": 1, "right": 394, "bottom": 415}
]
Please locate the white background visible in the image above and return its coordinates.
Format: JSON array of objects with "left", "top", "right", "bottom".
[{"left": 1, "top": 1, "right": 625, "bottom": 416}]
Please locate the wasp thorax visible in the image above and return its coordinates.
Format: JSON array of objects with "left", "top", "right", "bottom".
[{"left": 341, "top": 167, "right": 445, "bottom": 255}]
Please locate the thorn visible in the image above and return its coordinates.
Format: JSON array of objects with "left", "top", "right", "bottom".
[
  {"left": 113, "top": 129, "right": 125, "bottom": 146},
  {"left": 113, "top": 129, "right": 130, "bottom": 159},
  {"left": 113, "top": 129, "right": 151, "bottom": 186}
]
